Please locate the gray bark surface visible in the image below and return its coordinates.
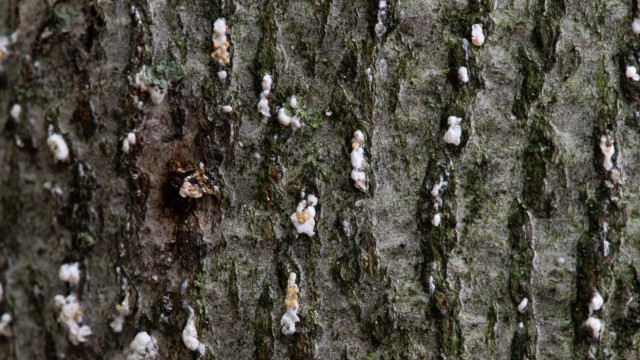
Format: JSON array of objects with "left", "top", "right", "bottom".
[{"left": 1, "top": 0, "right": 639, "bottom": 359}]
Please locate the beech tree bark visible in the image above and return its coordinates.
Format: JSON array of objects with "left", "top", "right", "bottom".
[{"left": 1, "top": 0, "right": 640, "bottom": 359}]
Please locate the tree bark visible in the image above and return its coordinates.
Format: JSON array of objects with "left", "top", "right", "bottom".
[{"left": 1, "top": 0, "right": 639, "bottom": 358}]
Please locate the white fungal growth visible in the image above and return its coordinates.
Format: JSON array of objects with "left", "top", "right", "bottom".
[
  {"left": 133, "top": 66, "right": 149, "bottom": 92},
  {"left": 257, "top": 74, "right": 273, "bottom": 118},
  {"left": 222, "top": 105, "right": 233, "bottom": 113},
  {"left": 281, "top": 273, "right": 300, "bottom": 335},
  {"left": 47, "top": 133, "right": 70, "bottom": 162},
  {"left": 517, "top": 298, "right": 528, "bottom": 313},
  {"left": 122, "top": 132, "right": 137, "bottom": 154},
  {"left": 626, "top": 66, "right": 640, "bottom": 81},
  {"left": 430, "top": 176, "right": 448, "bottom": 227},
  {"left": 431, "top": 177, "right": 448, "bottom": 199},
  {"left": 633, "top": 19, "right": 640, "bottom": 35},
  {"left": 350, "top": 130, "right": 367, "bottom": 191},
  {"left": 471, "top": 24, "right": 485, "bottom": 46},
  {"left": 182, "top": 307, "right": 205, "bottom": 355},
  {"left": 110, "top": 292, "right": 132, "bottom": 333},
  {"left": 0, "top": 36, "right": 10, "bottom": 61},
  {"left": 428, "top": 275, "right": 436, "bottom": 294},
  {"left": 276, "top": 98, "right": 303, "bottom": 130},
  {"left": 0, "top": 313, "right": 11, "bottom": 337},
  {"left": 10, "top": 104, "right": 21, "bottom": 121},
  {"left": 584, "top": 317, "right": 602, "bottom": 339},
  {"left": 374, "top": 1, "right": 388, "bottom": 39},
  {"left": 55, "top": 294, "right": 92, "bottom": 345},
  {"left": 599, "top": 135, "right": 615, "bottom": 171},
  {"left": 217, "top": 70, "right": 227, "bottom": 81},
  {"left": 589, "top": 291, "right": 604, "bottom": 315},
  {"left": 458, "top": 66, "right": 469, "bottom": 83},
  {"left": 211, "top": 18, "right": 231, "bottom": 66},
  {"left": 443, "top": 116, "right": 462, "bottom": 146},
  {"left": 59, "top": 262, "right": 81, "bottom": 286},
  {"left": 290, "top": 194, "right": 318, "bottom": 237},
  {"left": 148, "top": 87, "right": 166, "bottom": 105},
  {"left": 431, "top": 213, "right": 441, "bottom": 227},
  {"left": 126, "top": 331, "right": 158, "bottom": 360}
]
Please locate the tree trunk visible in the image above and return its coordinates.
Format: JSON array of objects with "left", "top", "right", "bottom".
[{"left": 1, "top": 0, "right": 639, "bottom": 358}]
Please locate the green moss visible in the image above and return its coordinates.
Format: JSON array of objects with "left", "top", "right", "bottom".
[
  {"left": 255, "top": 1, "right": 277, "bottom": 76},
  {"left": 512, "top": 51, "right": 544, "bottom": 120},
  {"left": 254, "top": 284, "right": 274, "bottom": 360}
]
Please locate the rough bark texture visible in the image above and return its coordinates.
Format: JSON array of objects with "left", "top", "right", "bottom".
[{"left": 1, "top": 0, "right": 640, "bottom": 359}]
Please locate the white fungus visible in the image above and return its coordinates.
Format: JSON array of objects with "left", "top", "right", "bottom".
[
  {"left": 148, "top": 87, "right": 166, "bottom": 105},
  {"left": 429, "top": 176, "right": 448, "bottom": 228},
  {"left": 0, "top": 313, "right": 11, "bottom": 337},
  {"left": 182, "top": 307, "right": 205, "bottom": 355},
  {"left": 374, "top": 1, "right": 388, "bottom": 39},
  {"left": 217, "top": 70, "right": 227, "bottom": 81},
  {"left": 443, "top": 116, "right": 462, "bottom": 146},
  {"left": 350, "top": 130, "right": 367, "bottom": 192},
  {"left": 47, "top": 133, "right": 70, "bottom": 162},
  {"left": 211, "top": 18, "right": 231, "bottom": 66},
  {"left": 517, "top": 298, "right": 528, "bottom": 313},
  {"left": 584, "top": 317, "right": 602, "bottom": 339},
  {"left": 589, "top": 291, "right": 604, "bottom": 315},
  {"left": 276, "top": 97, "right": 303, "bottom": 131},
  {"left": 626, "top": 66, "right": 640, "bottom": 82},
  {"left": 222, "top": 105, "right": 233, "bottom": 113},
  {"left": 633, "top": 19, "right": 640, "bottom": 35},
  {"left": 599, "top": 135, "right": 615, "bottom": 171},
  {"left": 110, "top": 292, "right": 132, "bottom": 333},
  {"left": 122, "top": 132, "right": 136, "bottom": 154},
  {"left": 290, "top": 194, "right": 318, "bottom": 237},
  {"left": 257, "top": 74, "right": 273, "bottom": 118},
  {"left": 428, "top": 275, "right": 436, "bottom": 294},
  {"left": 471, "top": 24, "right": 485, "bottom": 47},
  {"left": 431, "top": 213, "right": 441, "bottom": 227},
  {"left": 458, "top": 66, "right": 469, "bottom": 83},
  {"left": 55, "top": 294, "right": 92, "bottom": 345},
  {"left": 10, "top": 104, "right": 21, "bottom": 121},
  {"left": 59, "top": 262, "right": 81, "bottom": 286},
  {"left": 126, "top": 331, "right": 158, "bottom": 360},
  {"left": 281, "top": 273, "right": 300, "bottom": 335}
]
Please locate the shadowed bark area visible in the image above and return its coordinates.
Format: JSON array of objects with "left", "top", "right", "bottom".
[{"left": 2, "top": 0, "right": 640, "bottom": 359}]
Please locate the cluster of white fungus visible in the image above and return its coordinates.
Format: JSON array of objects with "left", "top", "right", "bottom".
[
  {"left": 374, "top": 1, "right": 388, "bottom": 39},
  {"left": 626, "top": 66, "right": 640, "bottom": 82},
  {"left": 633, "top": 18, "right": 640, "bottom": 35},
  {"left": 126, "top": 331, "right": 158, "bottom": 360},
  {"left": 350, "top": 130, "right": 367, "bottom": 192},
  {"left": 47, "top": 129, "right": 70, "bottom": 162},
  {"left": 290, "top": 194, "right": 318, "bottom": 237},
  {"left": 457, "top": 66, "right": 469, "bottom": 83},
  {"left": 0, "top": 32, "right": 17, "bottom": 63},
  {"left": 110, "top": 292, "right": 132, "bottom": 333},
  {"left": 599, "top": 135, "right": 615, "bottom": 171},
  {"left": 257, "top": 74, "right": 273, "bottom": 118},
  {"left": 471, "top": 24, "right": 485, "bottom": 47},
  {"left": 277, "top": 95, "right": 302, "bottom": 130},
  {"left": 280, "top": 273, "right": 300, "bottom": 335},
  {"left": 122, "top": 132, "right": 137, "bottom": 154},
  {"left": 430, "top": 177, "right": 448, "bottom": 227},
  {"left": 55, "top": 263, "right": 92, "bottom": 345},
  {"left": 182, "top": 306, "right": 205, "bottom": 355},
  {"left": 517, "top": 298, "right": 528, "bottom": 313},
  {"left": 10, "top": 104, "right": 21, "bottom": 121},
  {"left": 584, "top": 290, "right": 604, "bottom": 340},
  {"left": 0, "top": 283, "right": 11, "bottom": 337},
  {"left": 133, "top": 66, "right": 166, "bottom": 105},
  {"left": 443, "top": 116, "right": 462, "bottom": 146},
  {"left": 222, "top": 105, "right": 233, "bottom": 113},
  {"left": 211, "top": 18, "right": 231, "bottom": 66}
]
